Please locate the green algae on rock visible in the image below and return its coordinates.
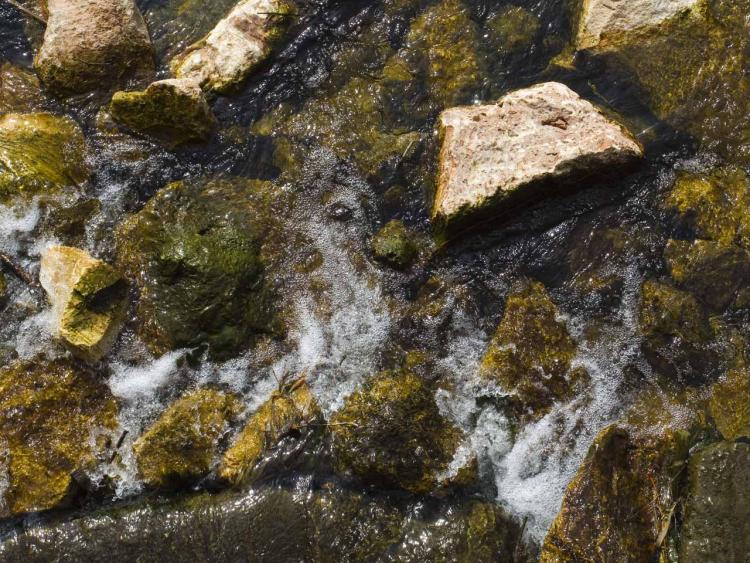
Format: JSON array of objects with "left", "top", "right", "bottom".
[
  {"left": 664, "top": 166, "right": 750, "bottom": 248},
  {"left": 34, "top": 0, "right": 154, "bottom": 95},
  {"left": 0, "top": 62, "right": 45, "bottom": 113},
  {"left": 480, "top": 281, "right": 588, "bottom": 419},
  {"left": 39, "top": 246, "right": 128, "bottom": 363},
  {"left": 709, "top": 367, "right": 750, "bottom": 441},
  {"left": 171, "top": 0, "right": 296, "bottom": 94},
  {"left": 116, "top": 177, "right": 284, "bottom": 360},
  {"left": 330, "top": 369, "right": 463, "bottom": 494},
  {"left": 133, "top": 388, "right": 242, "bottom": 488},
  {"left": 679, "top": 441, "right": 750, "bottom": 562},
  {"left": 219, "top": 378, "right": 320, "bottom": 486},
  {"left": 0, "top": 358, "right": 119, "bottom": 517},
  {"left": 664, "top": 239, "right": 750, "bottom": 312},
  {"left": 372, "top": 220, "right": 418, "bottom": 270},
  {"left": 0, "top": 113, "right": 89, "bottom": 203},
  {"left": 109, "top": 79, "right": 216, "bottom": 146}
]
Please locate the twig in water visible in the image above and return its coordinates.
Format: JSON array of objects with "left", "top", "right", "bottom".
[
  {"left": 0, "top": 252, "right": 41, "bottom": 290},
  {"left": 3, "top": 0, "right": 46, "bottom": 25}
]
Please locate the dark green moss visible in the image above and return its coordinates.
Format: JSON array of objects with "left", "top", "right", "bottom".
[{"left": 372, "top": 220, "right": 418, "bottom": 270}]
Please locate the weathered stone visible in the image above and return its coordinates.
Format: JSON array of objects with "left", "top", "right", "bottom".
[
  {"left": 110, "top": 78, "right": 216, "bottom": 146},
  {"left": 39, "top": 246, "right": 128, "bottom": 363},
  {"left": 133, "top": 388, "right": 241, "bottom": 488},
  {"left": 664, "top": 166, "right": 750, "bottom": 249},
  {"left": 115, "top": 177, "right": 284, "bottom": 360},
  {"left": 372, "top": 220, "right": 418, "bottom": 270},
  {"left": 679, "top": 441, "right": 750, "bottom": 562},
  {"left": 710, "top": 368, "right": 750, "bottom": 441},
  {"left": 0, "top": 113, "right": 88, "bottom": 203},
  {"left": 541, "top": 397, "right": 701, "bottom": 563},
  {"left": 0, "top": 359, "right": 118, "bottom": 517},
  {"left": 219, "top": 378, "right": 320, "bottom": 486},
  {"left": 330, "top": 370, "right": 463, "bottom": 494},
  {"left": 0, "top": 62, "right": 45, "bottom": 113},
  {"left": 171, "top": 0, "right": 295, "bottom": 94},
  {"left": 480, "top": 281, "right": 588, "bottom": 419},
  {"left": 35, "top": 0, "right": 154, "bottom": 95},
  {"left": 433, "top": 82, "right": 642, "bottom": 228},
  {"left": 664, "top": 239, "right": 750, "bottom": 311},
  {"left": 638, "top": 279, "right": 714, "bottom": 381}
]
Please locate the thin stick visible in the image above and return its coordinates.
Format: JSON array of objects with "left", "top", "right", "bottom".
[
  {"left": 4, "top": 0, "right": 46, "bottom": 25},
  {"left": 0, "top": 252, "right": 41, "bottom": 290}
]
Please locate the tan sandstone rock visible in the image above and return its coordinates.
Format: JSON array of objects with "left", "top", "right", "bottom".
[
  {"left": 171, "top": 0, "right": 295, "bottom": 93},
  {"left": 35, "top": 0, "right": 154, "bottom": 95},
  {"left": 40, "top": 246, "right": 128, "bottom": 363},
  {"left": 433, "top": 82, "right": 642, "bottom": 229}
]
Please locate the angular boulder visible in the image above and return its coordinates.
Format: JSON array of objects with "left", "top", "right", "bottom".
[
  {"left": 219, "top": 378, "right": 320, "bottom": 486},
  {"left": 133, "top": 388, "right": 241, "bottom": 488},
  {"left": 115, "top": 177, "right": 284, "bottom": 360},
  {"left": 0, "top": 359, "right": 119, "bottom": 517},
  {"left": 34, "top": 0, "right": 154, "bottom": 95},
  {"left": 109, "top": 78, "right": 216, "bottom": 146},
  {"left": 679, "top": 441, "right": 750, "bottom": 562},
  {"left": 0, "top": 113, "right": 89, "bottom": 203},
  {"left": 330, "top": 370, "right": 463, "bottom": 494},
  {"left": 171, "top": 0, "right": 295, "bottom": 93},
  {"left": 433, "top": 82, "right": 642, "bottom": 229},
  {"left": 39, "top": 246, "right": 128, "bottom": 363},
  {"left": 480, "top": 281, "right": 588, "bottom": 419}
]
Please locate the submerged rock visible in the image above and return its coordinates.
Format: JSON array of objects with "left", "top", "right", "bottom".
[
  {"left": 664, "top": 239, "right": 750, "bottom": 312},
  {"left": 0, "top": 113, "right": 88, "bottom": 203},
  {"left": 35, "top": 0, "right": 154, "bottom": 95},
  {"left": 480, "top": 281, "right": 588, "bottom": 419},
  {"left": 219, "top": 378, "right": 320, "bottom": 486},
  {"left": 133, "top": 388, "right": 242, "bottom": 488},
  {"left": 109, "top": 79, "right": 216, "bottom": 146},
  {"left": 0, "top": 486, "right": 534, "bottom": 561},
  {"left": 171, "top": 0, "right": 295, "bottom": 93},
  {"left": 433, "top": 82, "right": 642, "bottom": 229},
  {"left": 371, "top": 220, "right": 418, "bottom": 270},
  {"left": 0, "top": 359, "right": 118, "bottom": 517},
  {"left": 0, "top": 62, "right": 45, "bottom": 113},
  {"left": 330, "top": 370, "right": 463, "bottom": 494},
  {"left": 116, "top": 177, "right": 284, "bottom": 360},
  {"left": 709, "top": 367, "right": 750, "bottom": 441},
  {"left": 679, "top": 441, "right": 750, "bottom": 562},
  {"left": 39, "top": 246, "right": 128, "bottom": 363}
]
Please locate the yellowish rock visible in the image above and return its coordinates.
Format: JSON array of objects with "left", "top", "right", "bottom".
[
  {"left": 219, "top": 378, "right": 320, "bottom": 486},
  {"left": 710, "top": 367, "right": 750, "bottom": 441},
  {"left": 40, "top": 246, "right": 128, "bottom": 363}
]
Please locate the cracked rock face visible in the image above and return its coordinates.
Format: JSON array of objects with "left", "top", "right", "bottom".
[
  {"left": 576, "top": 0, "right": 700, "bottom": 51},
  {"left": 433, "top": 82, "right": 642, "bottom": 229},
  {"left": 35, "top": 0, "right": 154, "bottom": 95}
]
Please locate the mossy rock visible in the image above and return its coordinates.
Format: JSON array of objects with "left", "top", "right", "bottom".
[
  {"left": 0, "top": 62, "right": 45, "bottom": 113},
  {"left": 38, "top": 198, "right": 102, "bottom": 246},
  {"left": 109, "top": 79, "right": 216, "bottom": 146},
  {"left": 480, "top": 281, "right": 588, "bottom": 419},
  {"left": 679, "top": 441, "right": 750, "bottom": 562},
  {"left": 0, "top": 113, "right": 89, "bottom": 203},
  {"left": 219, "top": 378, "right": 321, "bottom": 486},
  {"left": 372, "top": 220, "right": 418, "bottom": 270},
  {"left": 542, "top": 412, "right": 694, "bottom": 563},
  {"left": 330, "top": 370, "right": 463, "bottom": 494},
  {"left": 664, "top": 166, "right": 750, "bottom": 248},
  {"left": 483, "top": 5, "right": 540, "bottom": 56},
  {"left": 0, "top": 358, "right": 119, "bottom": 517},
  {"left": 638, "top": 279, "right": 715, "bottom": 381},
  {"left": 115, "top": 177, "right": 285, "bottom": 360},
  {"left": 0, "top": 271, "right": 7, "bottom": 305},
  {"left": 664, "top": 239, "right": 750, "bottom": 312},
  {"left": 133, "top": 388, "right": 242, "bottom": 488},
  {"left": 709, "top": 367, "right": 750, "bottom": 441}
]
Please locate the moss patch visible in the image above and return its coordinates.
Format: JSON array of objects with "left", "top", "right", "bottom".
[{"left": 372, "top": 220, "right": 418, "bottom": 270}]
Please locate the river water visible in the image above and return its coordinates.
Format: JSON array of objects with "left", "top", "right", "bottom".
[{"left": 0, "top": 0, "right": 734, "bottom": 559}]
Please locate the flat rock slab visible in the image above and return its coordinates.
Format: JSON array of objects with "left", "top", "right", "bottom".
[
  {"left": 35, "top": 0, "right": 153, "bottom": 95},
  {"left": 576, "top": 0, "right": 700, "bottom": 50},
  {"left": 433, "top": 82, "right": 642, "bottom": 229}
]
